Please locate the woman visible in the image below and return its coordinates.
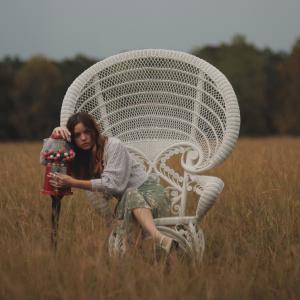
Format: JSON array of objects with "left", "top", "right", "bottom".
[{"left": 48, "top": 112, "right": 176, "bottom": 254}]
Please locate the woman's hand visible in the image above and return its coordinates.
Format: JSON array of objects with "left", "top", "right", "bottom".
[
  {"left": 52, "top": 127, "right": 71, "bottom": 142},
  {"left": 48, "top": 172, "right": 75, "bottom": 188}
]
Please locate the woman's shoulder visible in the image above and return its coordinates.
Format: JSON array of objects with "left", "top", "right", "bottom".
[
  {"left": 104, "top": 137, "right": 130, "bottom": 163},
  {"left": 105, "top": 137, "right": 126, "bottom": 151}
]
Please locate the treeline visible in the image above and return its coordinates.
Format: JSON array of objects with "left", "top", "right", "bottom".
[
  {"left": 0, "top": 55, "right": 97, "bottom": 140},
  {"left": 0, "top": 35, "right": 299, "bottom": 140}
]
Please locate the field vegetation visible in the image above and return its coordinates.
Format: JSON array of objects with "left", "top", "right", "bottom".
[{"left": 0, "top": 138, "right": 299, "bottom": 299}]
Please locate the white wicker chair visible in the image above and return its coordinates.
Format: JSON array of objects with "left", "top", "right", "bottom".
[{"left": 60, "top": 49, "right": 240, "bottom": 261}]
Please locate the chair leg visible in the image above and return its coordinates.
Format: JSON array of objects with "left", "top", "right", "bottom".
[
  {"left": 157, "top": 224, "right": 205, "bottom": 263},
  {"left": 108, "top": 224, "right": 127, "bottom": 257}
]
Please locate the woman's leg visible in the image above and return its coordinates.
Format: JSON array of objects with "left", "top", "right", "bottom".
[{"left": 132, "top": 207, "right": 171, "bottom": 247}]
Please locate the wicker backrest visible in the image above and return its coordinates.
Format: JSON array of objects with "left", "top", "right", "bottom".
[{"left": 61, "top": 49, "right": 240, "bottom": 173}]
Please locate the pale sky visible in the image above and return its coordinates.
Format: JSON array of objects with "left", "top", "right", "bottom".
[{"left": 1, "top": 0, "right": 299, "bottom": 60}]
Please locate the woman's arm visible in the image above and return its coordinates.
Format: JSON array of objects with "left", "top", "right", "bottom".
[
  {"left": 71, "top": 178, "right": 92, "bottom": 190},
  {"left": 49, "top": 138, "right": 132, "bottom": 194},
  {"left": 48, "top": 173, "right": 92, "bottom": 190},
  {"left": 90, "top": 138, "right": 132, "bottom": 195}
]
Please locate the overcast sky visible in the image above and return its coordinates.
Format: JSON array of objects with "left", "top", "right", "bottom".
[{"left": 1, "top": 0, "right": 299, "bottom": 60}]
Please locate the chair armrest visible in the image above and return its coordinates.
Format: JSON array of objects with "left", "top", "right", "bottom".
[{"left": 188, "top": 174, "right": 224, "bottom": 222}]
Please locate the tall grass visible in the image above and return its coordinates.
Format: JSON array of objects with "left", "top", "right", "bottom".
[{"left": 0, "top": 138, "right": 299, "bottom": 299}]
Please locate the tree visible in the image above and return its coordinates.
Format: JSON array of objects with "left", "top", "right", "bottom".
[
  {"left": 0, "top": 57, "right": 23, "bottom": 140},
  {"left": 274, "top": 39, "right": 300, "bottom": 134},
  {"left": 12, "top": 56, "right": 63, "bottom": 139},
  {"left": 191, "top": 35, "right": 281, "bottom": 135},
  {"left": 57, "top": 54, "right": 97, "bottom": 94}
]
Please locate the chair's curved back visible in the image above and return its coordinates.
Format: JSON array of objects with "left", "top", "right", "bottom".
[{"left": 61, "top": 49, "right": 240, "bottom": 173}]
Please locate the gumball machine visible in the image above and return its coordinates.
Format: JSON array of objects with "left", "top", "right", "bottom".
[
  {"left": 41, "top": 133, "right": 75, "bottom": 196},
  {"left": 40, "top": 132, "right": 75, "bottom": 249}
]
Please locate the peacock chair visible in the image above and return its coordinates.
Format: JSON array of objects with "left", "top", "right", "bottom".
[{"left": 60, "top": 49, "right": 240, "bottom": 262}]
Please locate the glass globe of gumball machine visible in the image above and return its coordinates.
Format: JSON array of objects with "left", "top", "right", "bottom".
[
  {"left": 41, "top": 134, "right": 75, "bottom": 196},
  {"left": 40, "top": 132, "right": 76, "bottom": 249}
]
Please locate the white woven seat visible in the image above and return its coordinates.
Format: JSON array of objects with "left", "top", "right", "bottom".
[{"left": 60, "top": 49, "right": 240, "bottom": 261}]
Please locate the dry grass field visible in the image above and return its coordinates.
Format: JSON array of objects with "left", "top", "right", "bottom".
[{"left": 0, "top": 138, "right": 299, "bottom": 300}]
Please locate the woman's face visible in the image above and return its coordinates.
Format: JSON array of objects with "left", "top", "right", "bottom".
[{"left": 73, "top": 122, "right": 94, "bottom": 150}]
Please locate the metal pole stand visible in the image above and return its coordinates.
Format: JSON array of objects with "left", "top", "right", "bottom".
[{"left": 51, "top": 195, "right": 63, "bottom": 250}]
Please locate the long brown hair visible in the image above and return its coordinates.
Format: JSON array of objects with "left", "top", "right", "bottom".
[{"left": 66, "top": 112, "right": 107, "bottom": 179}]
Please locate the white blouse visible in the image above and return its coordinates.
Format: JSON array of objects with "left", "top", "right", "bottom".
[{"left": 90, "top": 137, "right": 148, "bottom": 197}]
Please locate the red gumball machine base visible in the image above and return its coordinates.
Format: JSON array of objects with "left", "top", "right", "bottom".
[{"left": 42, "top": 163, "right": 73, "bottom": 196}]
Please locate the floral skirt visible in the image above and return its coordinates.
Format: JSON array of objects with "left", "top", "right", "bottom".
[{"left": 114, "top": 174, "right": 171, "bottom": 234}]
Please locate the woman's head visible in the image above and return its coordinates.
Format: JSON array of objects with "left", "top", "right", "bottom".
[
  {"left": 66, "top": 112, "right": 100, "bottom": 150},
  {"left": 66, "top": 112, "right": 107, "bottom": 179}
]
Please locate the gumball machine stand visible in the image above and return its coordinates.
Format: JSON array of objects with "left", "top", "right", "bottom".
[{"left": 40, "top": 133, "right": 75, "bottom": 249}]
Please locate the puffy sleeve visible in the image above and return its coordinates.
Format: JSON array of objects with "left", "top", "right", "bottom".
[{"left": 90, "top": 139, "right": 133, "bottom": 196}]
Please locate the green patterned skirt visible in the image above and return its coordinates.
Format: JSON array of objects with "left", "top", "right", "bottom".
[{"left": 115, "top": 174, "right": 171, "bottom": 233}]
